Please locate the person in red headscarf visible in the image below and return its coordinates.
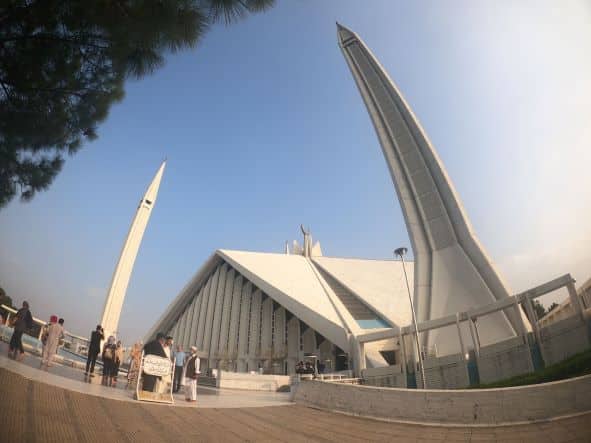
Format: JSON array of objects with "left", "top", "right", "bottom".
[{"left": 41, "top": 315, "right": 64, "bottom": 368}]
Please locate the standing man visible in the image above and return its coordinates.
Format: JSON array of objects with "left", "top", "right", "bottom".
[
  {"left": 173, "top": 345, "right": 186, "bottom": 393},
  {"left": 184, "top": 346, "right": 200, "bottom": 403},
  {"left": 41, "top": 315, "right": 64, "bottom": 368},
  {"left": 85, "top": 325, "right": 104, "bottom": 377},
  {"left": 84, "top": 325, "right": 105, "bottom": 377},
  {"left": 142, "top": 332, "right": 167, "bottom": 392},
  {"left": 8, "top": 301, "right": 33, "bottom": 361}
]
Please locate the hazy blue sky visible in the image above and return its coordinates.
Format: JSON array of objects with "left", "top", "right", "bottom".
[{"left": 1, "top": 1, "right": 590, "bottom": 343}]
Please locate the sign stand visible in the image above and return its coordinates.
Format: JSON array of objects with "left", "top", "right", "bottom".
[{"left": 135, "top": 351, "right": 175, "bottom": 404}]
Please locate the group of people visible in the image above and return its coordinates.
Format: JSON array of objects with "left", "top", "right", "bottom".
[
  {"left": 84, "top": 326, "right": 201, "bottom": 401},
  {"left": 295, "top": 359, "right": 326, "bottom": 375},
  {"left": 142, "top": 332, "right": 201, "bottom": 403},
  {"left": 6, "top": 304, "right": 200, "bottom": 404},
  {"left": 295, "top": 360, "right": 316, "bottom": 375},
  {"left": 101, "top": 335, "right": 124, "bottom": 387},
  {"left": 6, "top": 301, "right": 67, "bottom": 370},
  {"left": 84, "top": 325, "right": 124, "bottom": 387}
]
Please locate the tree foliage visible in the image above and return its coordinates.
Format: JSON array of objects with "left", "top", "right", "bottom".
[
  {"left": 521, "top": 299, "right": 548, "bottom": 322},
  {"left": 533, "top": 299, "right": 546, "bottom": 319},
  {"left": 0, "top": 286, "right": 13, "bottom": 309},
  {"left": 0, "top": 0, "right": 274, "bottom": 209}
]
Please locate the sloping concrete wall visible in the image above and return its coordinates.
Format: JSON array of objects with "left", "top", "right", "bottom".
[
  {"left": 293, "top": 375, "right": 591, "bottom": 424},
  {"left": 477, "top": 335, "right": 534, "bottom": 384},
  {"left": 362, "top": 364, "right": 407, "bottom": 388},
  {"left": 540, "top": 316, "right": 590, "bottom": 366},
  {"left": 417, "top": 353, "right": 470, "bottom": 389},
  {"left": 217, "top": 370, "right": 290, "bottom": 391}
]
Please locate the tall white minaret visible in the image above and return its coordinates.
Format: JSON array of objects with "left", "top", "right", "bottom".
[
  {"left": 100, "top": 161, "right": 166, "bottom": 339},
  {"left": 337, "top": 24, "right": 528, "bottom": 354}
]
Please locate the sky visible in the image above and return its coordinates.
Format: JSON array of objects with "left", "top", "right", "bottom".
[{"left": 1, "top": 1, "right": 590, "bottom": 343}]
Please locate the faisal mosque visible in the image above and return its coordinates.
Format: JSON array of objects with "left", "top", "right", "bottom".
[{"left": 102, "top": 24, "right": 531, "bottom": 377}]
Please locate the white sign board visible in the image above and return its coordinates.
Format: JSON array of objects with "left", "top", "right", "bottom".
[
  {"left": 142, "top": 354, "right": 171, "bottom": 377},
  {"left": 135, "top": 352, "right": 175, "bottom": 404}
]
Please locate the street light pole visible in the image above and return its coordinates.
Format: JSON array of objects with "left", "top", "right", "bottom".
[{"left": 394, "top": 247, "right": 427, "bottom": 389}]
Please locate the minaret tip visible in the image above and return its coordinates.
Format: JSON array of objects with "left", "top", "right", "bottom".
[{"left": 336, "top": 22, "right": 356, "bottom": 45}]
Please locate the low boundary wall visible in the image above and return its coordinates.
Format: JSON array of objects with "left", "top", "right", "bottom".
[
  {"left": 217, "top": 370, "right": 290, "bottom": 391},
  {"left": 417, "top": 353, "right": 470, "bottom": 389},
  {"left": 293, "top": 375, "right": 591, "bottom": 425},
  {"left": 477, "top": 335, "right": 534, "bottom": 384},
  {"left": 541, "top": 316, "right": 591, "bottom": 366},
  {"left": 362, "top": 364, "right": 407, "bottom": 388}
]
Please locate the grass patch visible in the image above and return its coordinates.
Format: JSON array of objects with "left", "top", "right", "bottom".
[{"left": 471, "top": 348, "right": 591, "bottom": 389}]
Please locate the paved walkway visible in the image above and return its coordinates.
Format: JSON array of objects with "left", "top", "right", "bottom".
[
  {"left": 1, "top": 351, "right": 590, "bottom": 441},
  {"left": 0, "top": 346, "right": 292, "bottom": 408}
]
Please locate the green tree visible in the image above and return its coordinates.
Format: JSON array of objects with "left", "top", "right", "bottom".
[
  {"left": 521, "top": 299, "right": 547, "bottom": 322},
  {"left": 548, "top": 302, "right": 560, "bottom": 312},
  {"left": 0, "top": 0, "right": 274, "bottom": 209},
  {"left": 0, "top": 286, "right": 13, "bottom": 308},
  {"left": 533, "top": 299, "right": 546, "bottom": 319}
]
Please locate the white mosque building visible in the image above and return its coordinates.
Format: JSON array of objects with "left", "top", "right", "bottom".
[
  {"left": 145, "top": 232, "right": 414, "bottom": 375},
  {"left": 144, "top": 24, "right": 528, "bottom": 376}
]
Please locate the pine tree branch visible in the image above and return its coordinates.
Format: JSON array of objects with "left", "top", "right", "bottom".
[
  {"left": 0, "top": 81, "right": 13, "bottom": 104},
  {"left": 0, "top": 33, "right": 110, "bottom": 49}
]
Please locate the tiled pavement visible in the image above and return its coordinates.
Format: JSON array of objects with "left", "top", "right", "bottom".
[
  {"left": 1, "top": 359, "right": 590, "bottom": 442},
  {"left": 0, "top": 343, "right": 292, "bottom": 408}
]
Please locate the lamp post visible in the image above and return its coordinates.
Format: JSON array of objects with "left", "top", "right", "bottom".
[{"left": 394, "top": 247, "right": 427, "bottom": 389}]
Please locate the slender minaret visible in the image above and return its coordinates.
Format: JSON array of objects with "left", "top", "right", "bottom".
[
  {"left": 100, "top": 161, "right": 166, "bottom": 339},
  {"left": 337, "top": 24, "right": 527, "bottom": 354}
]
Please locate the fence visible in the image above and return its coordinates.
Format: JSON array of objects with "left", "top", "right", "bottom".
[{"left": 358, "top": 273, "right": 591, "bottom": 388}]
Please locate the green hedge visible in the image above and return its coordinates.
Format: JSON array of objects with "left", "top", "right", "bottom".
[{"left": 471, "top": 348, "right": 591, "bottom": 389}]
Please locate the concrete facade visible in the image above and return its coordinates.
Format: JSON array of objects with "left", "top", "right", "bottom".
[
  {"left": 416, "top": 353, "right": 470, "bottom": 389},
  {"left": 540, "top": 315, "right": 591, "bottom": 366},
  {"left": 216, "top": 370, "right": 290, "bottom": 392},
  {"left": 477, "top": 335, "right": 534, "bottom": 385},
  {"left": 294, "top": 375, "right": 591, "bottom": 425},
  {"left": 362, "top": 364, "right": 407, "bottom": 388}
]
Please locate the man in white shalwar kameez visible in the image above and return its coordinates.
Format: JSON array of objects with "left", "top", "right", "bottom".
[
  {"left": 41, "top": 316, "right": 63, "bottom": 368},
  {"left": 184, "top": 346, "right": 200, "bottom": 403}
]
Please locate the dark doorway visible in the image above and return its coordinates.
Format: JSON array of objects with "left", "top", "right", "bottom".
[{"left": 335, "top": 353, "right": 348, "bottom": 371}]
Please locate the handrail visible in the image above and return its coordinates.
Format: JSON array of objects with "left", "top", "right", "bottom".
[{"left": 356, "top": 274, "right": 573, "bottom": 344}]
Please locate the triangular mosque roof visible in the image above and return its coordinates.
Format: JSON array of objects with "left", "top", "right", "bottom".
[
  {"left": 218, "top": 249, "right": 349, "bottom": 349},
  {"left": 312, "top": 256, "right": 414, "bottom": 328},
  {"left": 146, "top": 248, "right": 415, "bottom": 351}
]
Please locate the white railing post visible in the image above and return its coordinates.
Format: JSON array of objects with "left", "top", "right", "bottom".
[
  {"left": 566, "top": 279, "right": 585, "bottom": 322},
  {"left": 455, "top": 312, "right": 467, "bottom": 358},
  {"left": 468, "top": 317, "right": 480, "bottom": 358},
  {"left": 398, "top": 333, "right": 407, "bottom": 373}
]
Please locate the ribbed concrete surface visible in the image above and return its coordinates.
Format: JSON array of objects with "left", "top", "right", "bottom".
[{"left": 1, "top": 368, "right": 590, "bottom": 442}]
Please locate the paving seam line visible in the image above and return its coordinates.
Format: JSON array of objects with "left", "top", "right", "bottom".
[{"left": 296, "top": 404, "right": 591, "bottom": 429}]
